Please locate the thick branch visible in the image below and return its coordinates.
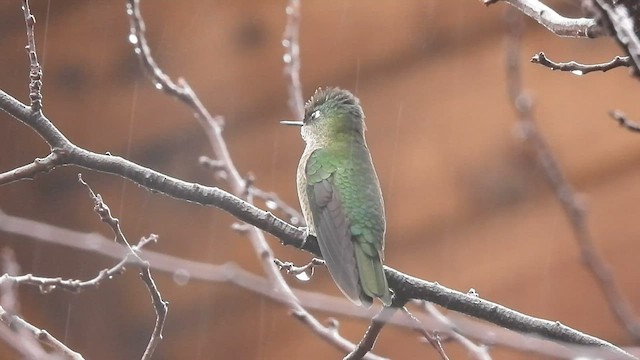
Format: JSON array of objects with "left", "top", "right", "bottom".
[
  {"left": 0, "top": 88, "right": 635, "bottom": 359},
  {"left": 504, "top": 7, "right": 640, "bottom": 344},
  {"left": 484, "top": 0, "right": 603, "bottom": 38},
  {"left": 592, "top": 0, "right": 640, "bottom": 76}
]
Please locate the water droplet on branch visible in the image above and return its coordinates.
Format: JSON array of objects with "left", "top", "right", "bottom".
[
  {"left": 294, "top": 267, "right": 313, "bottom": 282},
  {"left": 128, "top": 33, "right": 139, "bottom": 45},
  {"left": 173, "top": 268, "right": 191, "bottom": 286}
]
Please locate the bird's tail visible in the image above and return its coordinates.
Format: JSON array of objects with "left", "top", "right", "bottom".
[{"left": 354, "top": 243, "right": 392, "bottom": 306}]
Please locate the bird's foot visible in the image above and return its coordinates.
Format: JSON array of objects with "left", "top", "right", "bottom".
[{"left": 298, "top": 226, "right": 310, "bottom": 248}]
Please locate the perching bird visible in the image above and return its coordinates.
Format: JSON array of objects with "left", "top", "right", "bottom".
[{"left": 281, "top": 87, "right": 392, "bottom": 307}]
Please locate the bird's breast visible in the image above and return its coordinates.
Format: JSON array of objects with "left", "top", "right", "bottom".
[{"left": 296, "top": 146, "right": 317, "bottom": 235}]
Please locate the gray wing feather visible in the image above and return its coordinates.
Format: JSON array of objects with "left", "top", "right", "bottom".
[{"left": 309, "top": 178, "right": 362, "bottom": 305}]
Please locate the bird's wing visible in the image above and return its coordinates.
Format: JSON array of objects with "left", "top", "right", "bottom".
[{"left": 305, "top": 149, "right": 362, "bottom": 305}]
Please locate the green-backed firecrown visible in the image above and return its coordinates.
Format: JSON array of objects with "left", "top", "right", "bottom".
[{"left": 282, "top": 87, "right": 392, "bottom": 307}]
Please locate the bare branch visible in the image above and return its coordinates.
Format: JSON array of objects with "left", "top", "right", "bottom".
[
  {"left": 0, "top": 2, "right": 637, "bottom": 358},
  {"left": 610, "top": 110, "right": 640, "bottom": 133},
  {"left": 505, "top": 7, "right": 640, "bottom": 343},
  {"left": 21, "top": 0, "right": 43, "bottom": 110},
  {"left": 0, "top": 264, "right": 125, "bottom": 294},
  {"left": 531, "top": 52, "right": 631, "bottom": 74},
  {"left": 0, "top": 152, "right": 62, "bottom": 185},
  {"left": 484, "top": 0, "right": 603, "bottom": 38},
  {"left": 274, "top": 258, "right": 324, "bottom": 281},
  {"left": 200, "top": 155, "right": 304, "bottom": 224},
  {"left": 78, "top": 175, "right": 167, "bottom": 360},
  {"left": 400, "top": 307, "right": 450, "bottom": 360},
  {"left": 421, "top": 302, "right": 492, "bottom": 360},
  {"left": 592, "top": 0, "right": 640, "bottom": 76},
  {"left": 0, "top": 82, "right": 635, "bottom": 360},
  {"left": 0, "top": 324, "right": 54, "bottom": 360},
  {"left": 2, "top": 209, "right": 639, "bottom": 359},
  {"left": 344, "top": 307, "right": 397, "bottom": 360},
  {"left": 0, "top": 234, "right": 157, "bottom": 296},
  {"left": 0, "top": 305, "right": 84, "bottom": 359},
  {"left": 125, "top": 0, "right": 380, "bottom": 357},
  {"left": 250, "top": 187, "right": 305, "bottom": 226},
  {"left": 282, "top": 0, "right": 305, "bottom": 120}
]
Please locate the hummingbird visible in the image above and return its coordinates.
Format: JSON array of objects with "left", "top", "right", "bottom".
[{"left": 281, "top": 87, "right": 392, "bottom": 307}]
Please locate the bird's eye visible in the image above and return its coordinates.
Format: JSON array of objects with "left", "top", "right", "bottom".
[{"left": 310, "top": 110, "right": 320, "bottom": 120}]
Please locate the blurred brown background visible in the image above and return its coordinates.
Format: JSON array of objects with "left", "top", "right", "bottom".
[{"left": 1, "top": 0, "right": 639, "bottom": 359}]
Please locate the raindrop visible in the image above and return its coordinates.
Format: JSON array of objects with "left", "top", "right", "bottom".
[
  {"left": 281, "top": 39, "right": 290, "bottom": 47},
  {"left": 154, "top": 81, "right": 164, "bottom": 90},
  {"left": 570, "top": 69, "right": 583, "bottom": 76},
  {"left": 134, "top": 48, "right": 142, "bottom": 55},
  {"left": 265, "top": 200, "right": 278, "bottom": 210},
  {"left": 285, "top": 6, "right": 294, "bottom": 15},
  {"left": 125, "top": 5, "right": 133, "bottom": 16},
  {"left": 173, "top": 268, "right": 190, "bottom": 286},
  {"left": 290, "top": 217, "right": 300, "bottom": 225},
  {"left": 128, "top": 33, "right": 139, "bottom": 45},
  {"left": 294, "top": 267, "right": 313, "bottom": 282},
  {"left": 39, "top": 284, "right": 56, "bottom": 294},
  {"left": 283, "top": 53, "right": 292, "bottom": 64}
]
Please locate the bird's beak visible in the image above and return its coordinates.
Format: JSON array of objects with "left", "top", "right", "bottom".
[{"left": 280, "top": 120, "right": 304, "bottom": 126}]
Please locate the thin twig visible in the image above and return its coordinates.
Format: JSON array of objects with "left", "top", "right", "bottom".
[
  {"left": 0, "top": 264, "right": 125, "bottom": 294},
  {"left": 531, "top": 52, "right": 631, "bottom": 74},
  {"left": 78, "top": 174, "right": 167, "bottom": 360},
  {"left": 344, "top": 307, "right": 397, "bottom": 360},
  {"left": 125, "top": 0, "right": 381, "bottom": 357},
  {"left": 200, "top": 155, "right": 304, "bottom": 225},
  {"left": 401, "top": 307, "right": 450, "bottom": 360},
  {"left": 282, "top": 0, "right": 305, "bottom": 120},
  {"left": 274, "top": 258, "right": 324, "bottom": 280},
  {"left": 21, "top": 0, "right": 43, "bottom": 111},
  {"left": 0, "top": 87, "right": 635, "bottom": 360},
  {"left": 505, "top": 7, "right": 640, "bottom": 343},
  {"left": 0, "top": 3, "right": 636, "bottom": 358},
  {"left": 250, "top": 187, "right": 305, "bottom": 226},
  {"left": 592, "top": 0, "right": 640, "bottom": 77},
  {"left": 0, "top": 235, "right": 157, "bottom": 295},
  {"left": 610, "top": 110, "right": 640, "bottom": 133},
  {"left": 0, "top": 208, "right": 373, "bottom": 321},
  {"left": 420, "top": 302, "right": 492, "bottom": 360},
  {"left": 483, "top": 0, "right": 603, "bottom": 38}
]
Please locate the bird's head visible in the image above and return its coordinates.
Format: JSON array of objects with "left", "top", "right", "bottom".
[{"left": 281, "top": 87, "right": 365, "bottom": 144}]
